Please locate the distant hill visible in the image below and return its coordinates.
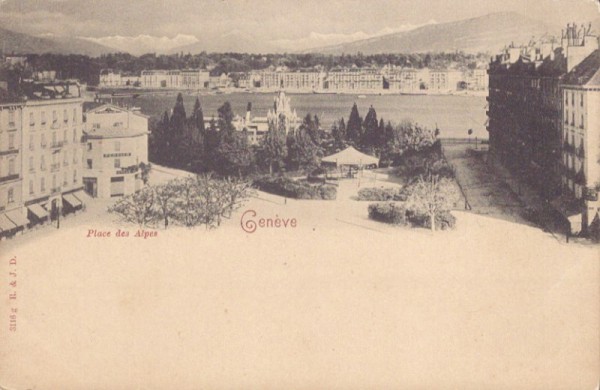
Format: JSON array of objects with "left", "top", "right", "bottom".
[
  {"left": 169, "top": 30, "right": 279, "bottom": 55},
  {"left": 0, "top": 27, "right": 115, "bottom": 56},
  {"left": 305, "top": 12, "right": 561, "bottom": 54}
]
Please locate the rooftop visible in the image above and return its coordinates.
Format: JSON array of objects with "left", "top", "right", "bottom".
[
  {"left": 562, "top": 49, "right": 600, "bottom": 86},
  {"left": 84, "top": 126, "right": 148, "bottom": 139}
]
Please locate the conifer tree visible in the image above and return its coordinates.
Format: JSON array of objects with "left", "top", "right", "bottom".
[{"left": 346, "top": 103, "right": 362, "bottom": 145}]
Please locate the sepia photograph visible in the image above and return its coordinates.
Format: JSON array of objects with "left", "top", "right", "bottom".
[{"left": 0, "top": 0, "right": 599, "bottom": 388}]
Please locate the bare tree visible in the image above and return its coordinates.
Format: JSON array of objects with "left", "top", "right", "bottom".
[
  {"left": 154, "top": 180, "right": 178, "bottom": 229},
  {"left": 108, "top": 186, "right": 157, "bottom": 227},
  {"left": 405, "top": 174, "right": 458, "bottom": 231}
]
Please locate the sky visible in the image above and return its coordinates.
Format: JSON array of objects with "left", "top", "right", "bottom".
[{"left": 0, "top": 0, "right": 599, "bottom": 53}]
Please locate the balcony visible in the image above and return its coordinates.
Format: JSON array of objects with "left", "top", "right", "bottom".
[
  {"left": 50, "top": 141, "right": 64, "bottom": 150},
  {"left": 115, "top": 165, "right": 139, "bottom": 175},
  {"left": 50, "top": 163, "right": 61, "bottom": 172},
  {"left": 0, "top": 147, "right": 19, "bottom": 157},
  {"left": 0, "top": 174, "right": 19, "bottom": 183}
]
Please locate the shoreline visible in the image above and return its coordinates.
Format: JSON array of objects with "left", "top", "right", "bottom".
[{"left": 93, "top": 88, "right": 489, "bottom": 98}]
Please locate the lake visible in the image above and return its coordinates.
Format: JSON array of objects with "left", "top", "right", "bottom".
[{"left": 108, "top": 92, "right": 488, "bottom": 139}]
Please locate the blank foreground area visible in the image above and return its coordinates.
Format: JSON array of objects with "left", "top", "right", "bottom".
[{"left": 0, "top": 214, "right": 598, "bottom": 390}]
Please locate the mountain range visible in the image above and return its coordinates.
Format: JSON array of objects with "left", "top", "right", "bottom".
[
  {"left": 304, "top": 12, "right": 566, "bottom": 54},
  {"left": 1, "top": 12, "right": 599, "bottom": 57},
  {"left": 0, "top": 28, "right": 115, "bottom": 56}
]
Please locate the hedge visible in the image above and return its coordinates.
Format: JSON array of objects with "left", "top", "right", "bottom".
[
  {"left": 254, "top": 176, "right": 337, "bottom": 200},
  {"left": 368, "top": 202, "right": 408, "bottom": 225},
  {"left": 358, "top": 187, "right": 405, "bottom": 201},
  {"left": 406, "top": 210, "right": 457, "bottom": 230}
]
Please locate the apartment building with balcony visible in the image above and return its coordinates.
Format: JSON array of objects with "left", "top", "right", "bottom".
[
  {"left": 83, "top": 104, "right": 149, "bottom": 198},
  {"left": 21, "top": 81, "right": 86, "bottom": 226},
  {"left": 0, "top": 100, "right": 27, "bottom": 238},
  {"left": 325, "top": 68, "right": 383, "bottom": 91},
  {"left": 487, "top": 23, "right": 599, "bottom": 233},
  {"left": 559, "top": 49, "right": 600, "bottom": 231}
]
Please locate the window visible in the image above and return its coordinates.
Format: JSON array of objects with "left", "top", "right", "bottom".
[
  {"left": 92, "top": 123, "right": 100, "bottom": 130},
  {"left": 52, "top": 132, "right": 57, "bottom": 146},
  {"left": 52, "top": 175, "right": 56, "bottom": 190},
  {"left": 87, "top": 142, "right": 92, "bottom": 151},
  {"left": 29, "top": 135, "right": 34, "bottom": 150},
  {"left": 8, "top": 134, "right": 14, "bottom": 149},
  {"left": 29, "top": 180, "right": 34, "bottom": 195},
  {"left": 52, "top": 110, "right": 57, "bottom": 123},
  {"left": 63, "top": 171, "right": 68, "bottom": 186},
  {"left": 29, "top": 112, "right": 35, "bottom": 126},
  {"left": 63, "top": 130, "right": 68, "bottom": 143},
  {"left": 7, "top": 188, "right": 14, "bottom": 203},
  {"left": 580, "top": 94, "right": 584, "bottom": 107},
  {"left": 40, "top": 156, "right": 46, "bottom": 171},
  {"left": 63, "top": 109, "right": 68, "bottom": 123},
  {"left": 114, "top": 141, "right": 121, "bottom": 151},
  {"left": 73, "top": 150, "right": 78, "bottom": 164},
  {"left": 40, "top": 178, "right": 45, "bottom": 192},
  {"left": 63, "top": 151, "right": 69, "bottom": 165},
  {"left": 73, "top": 108, "right": 77, "bottom": 123},
  {"left": 8, "top": 158, "right": 15, "bottom": 175},
  {"left": 565, "top": 110, "right": 569, "bottom": 124},
  {"left": 571, "top": 112, "right": 575, "bottom": 126},
  {"left": 41, "top": 111, "right": 46, "bottom": 125},
  {"left": 8, "top": 110, "right": 15, "bottom": 127},
  {"left": 73, "top": 128, "right": 77, "bottom": 142},
  {"left": 29, "top": 156, "right": 34, "bottom": 172},
  {"left": 581, "top": 114, "right": 584, "bottom": 129},
  {"left": 571, "top": 92, "right": 575, "bottom": 106},
  {"left": 41, "top": 134, "right": 47, "bottom": 148},
  {"left": 114, "top": 159, "right": 121, "bottom": 168},
  {"left": 73, "top": 170, "right": 78, "bottom": 184},
  {"left": 87, "top": 159, "right": 93, "bottom": 169}
]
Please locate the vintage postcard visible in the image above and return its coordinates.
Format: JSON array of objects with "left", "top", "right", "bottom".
[{"left": 0, "top": 0, "right": 599, "bottom": 388}]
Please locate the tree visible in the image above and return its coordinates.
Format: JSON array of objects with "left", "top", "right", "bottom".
[
  {"left": 361, "top": 105, "right": 379, "bottom": 150},
  {"left": 149, "top": 111, "right": 170, "bottom": 164},
  {"left": 154, "top": 181, "right": 178, "bottom": 229},
  {"left": 260, "top": 113, "right": 288, "bottom": 174},
  {"left": 190, "top": 97, "right": 206, "bottom": 142},
  {"left": 168, "top": 93, "right": 187, "bottom": 167},
  {"left": 216, "top": 131, "right": 255, "bottom": 177},
  {"left": 138, "top": 162, "right": 152, "bottom": 185},
  {"left": 108, "top": 186, "right": 157, "bottom": 227},
  {"left": 287, "top": 125, "right": 321, "bottom": 171},
  {"left": 405, "top": 174, "right": 458, "bottom": 231},
  {"left": 217, "top": 101, "right": 236, "bottom": 143},
  {"left": 398, "top": 120, "right": 437, "bottom": 152},
  {"left": 347, "top": 103, "right": 362, "bottom": 144}
]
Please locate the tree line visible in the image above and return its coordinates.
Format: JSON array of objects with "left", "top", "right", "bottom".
[
  {"left": 3, "top": 51, "right": 487, "bottom": 86},
  {"left": 149, "top": 93, "right": 439, "bottom": 178}
]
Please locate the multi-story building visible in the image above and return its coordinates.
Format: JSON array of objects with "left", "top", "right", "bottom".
[
  {"left": 141, "top": 70, "right": 169, "bottom": 89},
  {"left": 559, "top": 49, "right": 600, "bottom": 230},
  {"left": 428, "top": 69, "right": 462, "bottom": 92},
  {"left": 487, "top": 23, "right": 599, "bottom": 232},
  {"left": 99, "top": 69, "right": 124, "bottom": 88},
  {"left": 21, "top": 81, "right": 86, "bottom": 227},
  {"left": 258, "top": 71, "right": 325, "bottom": 91},
  {"left": 83, "top": 104, "right": 149, "bottom": 198},
  {"left": 0, "top": 99, "right": 27, "bottom": 238},
  {"left": 326, "top": 68, "right": 383, "bottom": 91},
  {"left": 385, "top": 68, "right": 429, "bottom": 93},
  {"left": 180, "top": 69, "right": 210, "bottom": 89}
]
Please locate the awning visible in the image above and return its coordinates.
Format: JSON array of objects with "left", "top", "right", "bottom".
[
  {"left": 322, "top": 146, "right": 379, "bottom": 166},
  {"left": 72, "top": 189, "right": 90, "bottom": 204},
  {"left": 5, "top": 209, "right": 29, "bottom": 228},
  {"left": 28, "top": 204, "right": 49, "bottom": 220},
  {"left": 63, "top": 193, "right": 82, "bottom": 208},
  {"left": 0, "top": 213, "right": 17, "bottom": 232}
]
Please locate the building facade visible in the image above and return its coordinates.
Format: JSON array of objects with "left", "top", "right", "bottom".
[
  {"left": 20, "top": 82, "right": 86, "bottom": 227},
  {"left": 487, "top": 23, "right": 599, "bottom": 232},
  {"left": 559, "top": 49, "right": 600, "bottom": 230},
  {"left": 0, "top": 100, "right": 26, "bottom": 237},
  {"left": 326, "top": 68, "right": 383, "bottom": 91},
  {"left": 83, "top": 104, "right": 149, "bottom": 198}
]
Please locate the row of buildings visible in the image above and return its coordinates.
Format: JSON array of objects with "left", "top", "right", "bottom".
[
  {"left": 100, "top": 67, "right": 488, "bottom": 93},
  {"left": 487, "top": 23, "right": 600, "bottom": 234},
  {"left": 0, "top": 81, "right": 149, "bottom": 239}
]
